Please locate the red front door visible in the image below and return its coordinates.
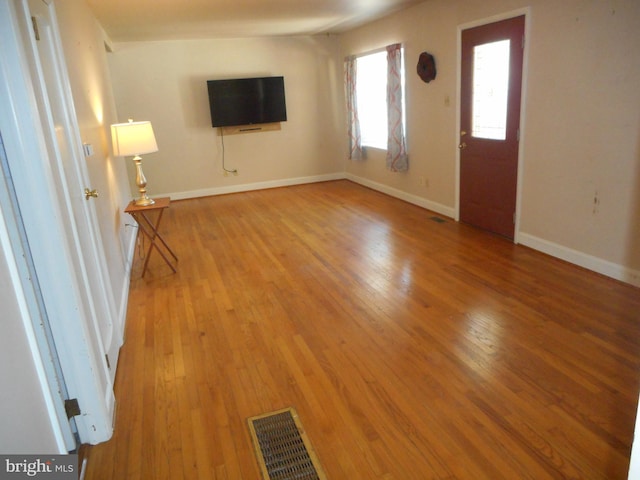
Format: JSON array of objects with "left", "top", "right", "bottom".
[{"left": 459, "top": 15, "right": 525, "bottom": 239}]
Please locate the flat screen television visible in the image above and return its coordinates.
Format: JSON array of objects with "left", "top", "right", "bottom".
[{"left": 207, "top": 76, "right": 287, "bottom": 128}]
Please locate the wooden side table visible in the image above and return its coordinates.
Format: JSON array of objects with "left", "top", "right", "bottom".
[{"left": 125, "top": 197, "right": 178, "bottom": 277}]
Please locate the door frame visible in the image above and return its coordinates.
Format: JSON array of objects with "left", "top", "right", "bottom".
[
  {"left": 0, "top": 0, "right": 115, "bottom": 445},
  {"left": 455, "top": 8, "right": 530, "bottom": 244},
  {"left": 0, "top": 131, "right": 76, "bottom": 452}
]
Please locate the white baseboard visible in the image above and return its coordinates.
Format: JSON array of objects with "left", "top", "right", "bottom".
[
  {"left": 344, "top": 173, "right": 456, "bottom": 218},
  {"left": 160, "top": 172, "right": 455, "bottom": 219},
  {"left": 159, "top": 172, "right": 346, "bottom": 200},
  {"left": 79, "top": 457, "right": 88, "bottom": 480},
  {"left": 518, "top": 232, "right": 640, "bottom": 287},
  {"left": 153, "top": 173, "right": 639, "bottom": 288},
  {"left": 114, "top": 225, "right": 138, "bottom": 351},
  {"left": 119, "top": 227, "right": 137, "bottom": 325}
]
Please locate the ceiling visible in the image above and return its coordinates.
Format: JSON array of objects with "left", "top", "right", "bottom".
[{"left": 86, "top": 0, "right": 426, "bottom": 42}]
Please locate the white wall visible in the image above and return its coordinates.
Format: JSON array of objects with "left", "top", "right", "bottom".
[
  {"left": 339, "top": 0, "right": 640, "bottom": 284},
  {"left": 342, "top": 0, "right": 459, "bottom": 215},
  {"left": 107, "top": 35, "right": 345, "bottom": 199},
  {"left": 519, "top": 0, "right": 640, "bottom": 281}
]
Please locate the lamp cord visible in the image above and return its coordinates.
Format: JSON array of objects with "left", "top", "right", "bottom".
[{"left": 220, "top": 128, "right": 237, "bottom": 174}]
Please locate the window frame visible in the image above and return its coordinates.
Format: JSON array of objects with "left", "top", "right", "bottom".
[{"left": 353, "top": 46, "right": 407, "bottom": 151}]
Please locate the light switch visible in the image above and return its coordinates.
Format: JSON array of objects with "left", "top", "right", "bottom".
[{"left": 83, "top": 143, "right": 94, "bottom": 157}]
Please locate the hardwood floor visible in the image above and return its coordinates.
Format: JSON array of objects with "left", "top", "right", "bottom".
[{"left": 83, "top": 180, "right": 640, "bottom": 479}]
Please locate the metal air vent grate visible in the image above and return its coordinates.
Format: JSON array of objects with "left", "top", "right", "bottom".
[{"left": 248, "top": 407, "right": 327, "bottom": 480}]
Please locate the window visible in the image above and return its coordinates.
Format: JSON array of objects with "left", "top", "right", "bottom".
[
  {"left": 355, "top": 49, "right": 406, "bottom": 150},
  {"left": 471, "top": 39, "right": 511, "bottom": 140},
  {"left": 356, "top": 51, "right": 387, "bottom": 149},
  {"left": 345, "top": 44, "right": 408, "bottom": 171}
]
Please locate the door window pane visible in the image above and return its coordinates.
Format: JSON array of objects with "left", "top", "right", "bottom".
[{"left": 472, "top": 39, "right": 510, "bottom": 140}]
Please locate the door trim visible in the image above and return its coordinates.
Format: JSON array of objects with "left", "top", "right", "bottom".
[{"left": 455, "top": 7, "right": 530, "bottom": 244}]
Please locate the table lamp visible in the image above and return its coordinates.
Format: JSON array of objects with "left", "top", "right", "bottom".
[{"left": 111, "top": 119, "right": 158, "bottom": 206}]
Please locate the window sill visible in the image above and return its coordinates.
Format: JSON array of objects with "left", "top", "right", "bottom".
[{"left": 362, "top": 145, "right": 387, "bottom": 152}]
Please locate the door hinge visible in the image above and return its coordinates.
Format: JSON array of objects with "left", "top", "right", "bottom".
[
  {"left": 64, "top": 398, "right": 81, "bottom": 419},
  {"left": 31, "top": 16, "right": 40, "bottom": 41}
]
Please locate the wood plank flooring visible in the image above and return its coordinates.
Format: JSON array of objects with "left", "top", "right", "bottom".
[{"left": 83, "top": 180, "right": 640, "bottom": 479}]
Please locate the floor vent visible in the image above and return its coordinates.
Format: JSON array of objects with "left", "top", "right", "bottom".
[
  {"left": 248, "top": 407, "right": 327, "bottom": 480},
  {"left": 430, "top": 216, "right": 446, "bottom": 223}
]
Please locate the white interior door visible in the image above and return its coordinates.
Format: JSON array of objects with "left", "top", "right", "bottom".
[
  {"left": 27, "top": 0, "right": 122, "bottom": 380},
  {"left": 0, "top": 0, "right": 120, "bottom": 444}
]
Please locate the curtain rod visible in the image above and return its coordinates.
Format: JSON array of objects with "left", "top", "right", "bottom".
[{"left": 344, "top": 43, "right": 403, "bottom": 61}]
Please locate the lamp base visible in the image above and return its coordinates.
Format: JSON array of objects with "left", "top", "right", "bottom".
[
  {"left": 132, "top": 155, "right": 154, "bottom": 206},
  {"left": 134, "top": 195, "right": 155, "bottom": 206}
]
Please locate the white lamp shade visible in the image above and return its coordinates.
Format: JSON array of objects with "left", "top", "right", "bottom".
[{"left": 111, "top": 120, "right": 158, "bottom": 157}]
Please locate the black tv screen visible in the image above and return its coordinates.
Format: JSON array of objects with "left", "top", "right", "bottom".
[{"left": 207, "top": 76, "right": 287, "bottom": 127}]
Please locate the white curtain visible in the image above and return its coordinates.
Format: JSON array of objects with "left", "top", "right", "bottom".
[
  {"left": 386, "top": 44, "right": 408, "bottom": 172},
  {"left": 344, "top": 56, "right": 363, "bottom": 160}
]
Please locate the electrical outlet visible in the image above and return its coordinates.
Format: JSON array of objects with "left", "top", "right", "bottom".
[
  {"left": 418, "top": 176, "right": 426, "bottom": 186},
  {"left": 592, "top": 190, "right": 600, "bottom": 214}
]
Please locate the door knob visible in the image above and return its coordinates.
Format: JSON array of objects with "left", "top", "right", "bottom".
[
  {"left": 84, "top": 188, "right": 99, "bottom": 200},
  {"left": 458, "top": 142, "right": 467, "bottom": 150}
]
